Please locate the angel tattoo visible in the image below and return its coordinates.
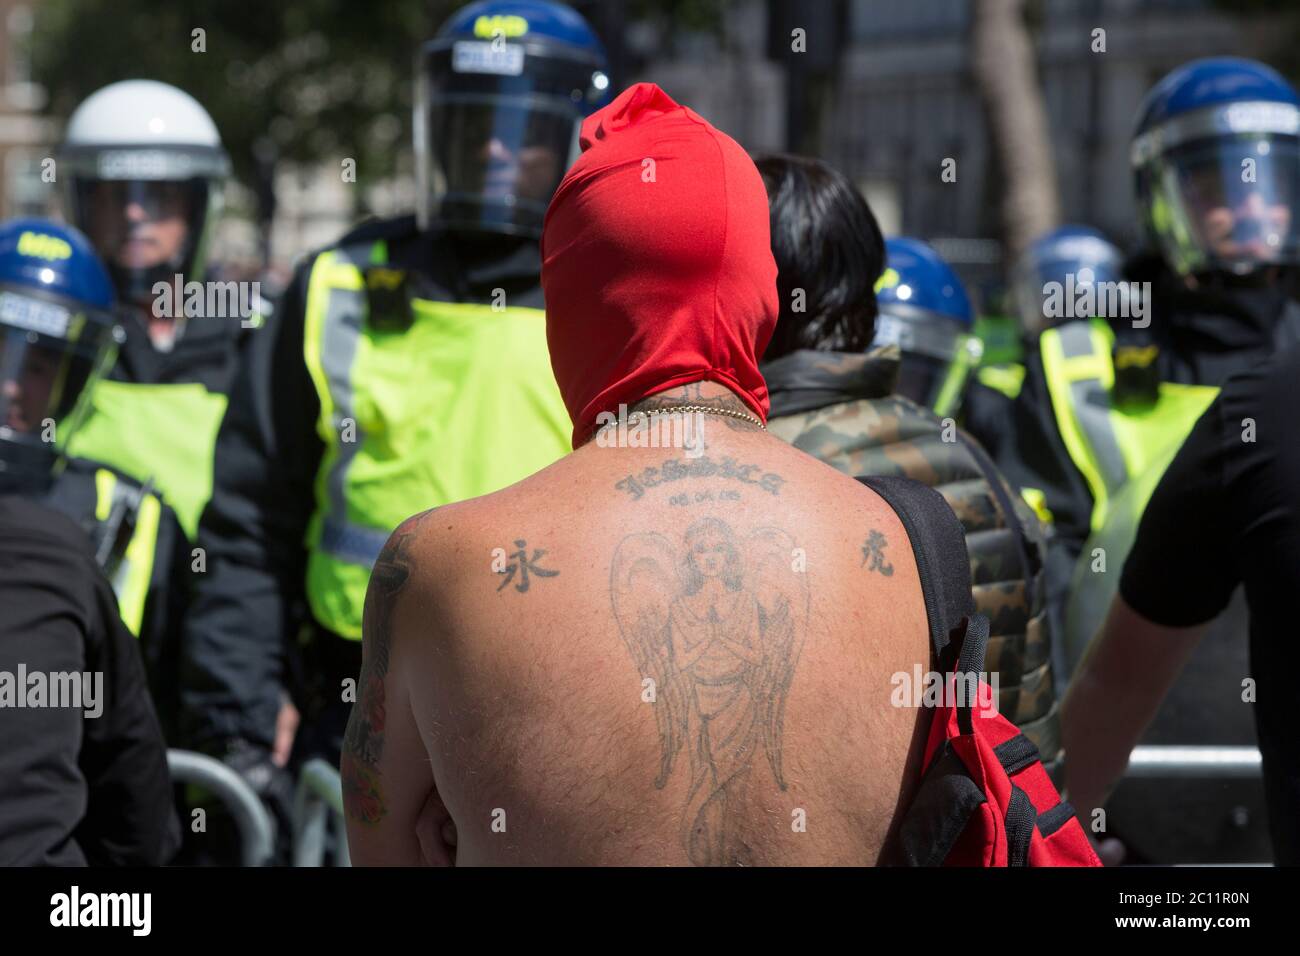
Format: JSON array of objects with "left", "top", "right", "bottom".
[{"left": 610, "top": 517, "right": 809, "bottom": 865}]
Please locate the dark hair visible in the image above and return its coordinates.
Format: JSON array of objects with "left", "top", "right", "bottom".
[{"left": 753, "top": 153, "right": 885, "bottom": 360}]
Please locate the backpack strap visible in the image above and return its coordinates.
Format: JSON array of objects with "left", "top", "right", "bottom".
[
  {"left": 857, "top": 475, "right": 991, "bottom": 734},
  {"left": 856, "top": 475, "right": 977, "bottom": 669},
  {"left": 861, "top": 480, "right": 1098, "bottom": 867}
]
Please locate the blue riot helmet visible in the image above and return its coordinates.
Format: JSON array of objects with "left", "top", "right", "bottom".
[
  {"left": 873, "top": 237, "right": 981, "bottom": 417},
  {"left": 1013, "top": 226, "right": 1127, "bottom": 335},
  {"left": 416, "top": 0, "right": 611, "bottom": 238},
  {"left": 0, "top": 219, "right": 121, "bottom": 490},
  {"left": 1133, "top": 57, "right": 1300, "bottom": 278}
]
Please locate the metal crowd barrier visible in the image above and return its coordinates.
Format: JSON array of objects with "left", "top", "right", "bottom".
[
  {"left": 1126, "top": 745, "right": 1262, "bottom": 778},
  {"left": 169, "top": 745, "right": 1262, "bottom": 866},
  {"left": 167, "top": 748, "right": 276, "bottom": 867},
  {"left": 293, "top": 758, "right": 350, "bottom": 867}
]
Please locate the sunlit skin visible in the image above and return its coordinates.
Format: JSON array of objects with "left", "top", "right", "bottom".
[{"left": 2, "top": 346, "right": 61, "bottom": 433}]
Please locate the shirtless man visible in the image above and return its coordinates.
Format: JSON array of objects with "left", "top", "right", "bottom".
[{"left": 342, "top": 84, "right": 938, "bottom": 866}]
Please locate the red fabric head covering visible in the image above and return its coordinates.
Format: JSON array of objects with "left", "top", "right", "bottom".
[{"left": 541, "top": 83, "right": 778, "bottom": 447}]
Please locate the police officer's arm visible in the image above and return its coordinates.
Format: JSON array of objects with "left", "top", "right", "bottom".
[
  {"left": 1061, "top": 597, "right": 1206, "bottom": 823},
  {"left": 0, "top": 508, "right": 177, "bottom": 866},
  {"left": 1061, "top": 393, "right": 1235, "bottom": 822},
  {"left": 0, "top": 627, "right": 86, "bottom": 864},
  {"left": 0, "top": 524, "right": 103, "bottom": 865},
  {"left": 78, "top": 566, "right": 182, "bottom": 866},
  {"left": 179, "top": 262, "right": 323, "bottom": 755},
  {"left": 343, "top": 511, "right": 454, "bottom": 866}
]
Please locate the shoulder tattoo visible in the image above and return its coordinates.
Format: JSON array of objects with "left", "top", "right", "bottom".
[{"left": 342, "top": 508, "right": 434, "bottom": 825}]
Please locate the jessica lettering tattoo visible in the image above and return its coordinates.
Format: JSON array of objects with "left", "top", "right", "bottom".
[{"left": 614, "top": 455, "right": 785, "bottom": 501}]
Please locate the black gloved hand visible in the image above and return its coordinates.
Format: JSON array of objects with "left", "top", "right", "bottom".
[{"left": 220, "top": 737, "right": 296, "bottom": 864}]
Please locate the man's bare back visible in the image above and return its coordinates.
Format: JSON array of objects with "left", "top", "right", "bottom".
[{"left": 343, "top": 385, "right": 936, "bottom": 865}]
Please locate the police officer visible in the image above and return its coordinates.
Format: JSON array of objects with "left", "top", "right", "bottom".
[
  {"left": 872, "top": 236, "right": 984, "bottom": 420},
  {"left": 870, "top": 240, "right": 1066, "bottom": 530},
  {"left": 999, "top": 58, "right": 1300, "bottom": 655},
  {"left": 1063, "top": 343, "right": 1300, "bottom": 864},
  {"left": 0, "top": 218, "right": 178, "bottom": 864},
  {"left": 999, "top": 57, "right": 1300, "bottom": 863},
  {"left": 1011, "top": 226, "right": 1127, "bottom": 340},
  {"left": 965, "top": 225, "right": 1128, "bottom": 497},
  {"left": 0, "top": 217, "right": 188, "bottom": 734},
  {"left": 755, "top": 155, "right": 1061, "bottom": 762},
  {"left": 58, "top": 79, "right": 247, "bottom": 542},
  {"left": 180, "top": 1, "right": 611, "bottom": 794}
]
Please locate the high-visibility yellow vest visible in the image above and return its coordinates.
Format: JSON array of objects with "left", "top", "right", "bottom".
[
  {"left": 301, "top": 240, "right": 572, "bottom": 640},
  {"left": 1039, "top": 317, "right": 1218, "bottom": 665},
  {"left": 92, "top": 467, "right": 162, "bottom": 637},
  {"left": 976, "top": 363, "right": 1026, "bottom": 401},
  {"left": 1039, "top": 318, "right": 1217, "bottom": 535},
  {"left": 63, "top": 379, "right": 227, "bottom": 540}
]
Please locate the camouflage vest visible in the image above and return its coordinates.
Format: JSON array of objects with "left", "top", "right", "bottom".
[{"left": 764, "top": 347, "right": 1059, "bottom": 760}]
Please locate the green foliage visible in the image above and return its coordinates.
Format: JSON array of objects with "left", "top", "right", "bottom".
[{"left": 31, "top": 0, "right": 465, "bottom": 191}]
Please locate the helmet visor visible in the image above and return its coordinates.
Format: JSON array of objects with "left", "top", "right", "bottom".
[
  {"left": 424, "top": 94, "right": 577, "bottom": 236},
  {"left": 873, "top": 308, "right": 981, "bottom": 414},
  {"left": 1143, "top": 135, "right": 1300, "bottom": 275},
  {"left": 1013, "top": 239, "right": 1125, "bottom": 334},
  {"left": 417, "top": 35, "right": 605, "bottom": 238},
  {"left": 0, "top": 287, "right": 119, "bottom": 450},
  {"left": 69, "top": 178, "right": 209, "bottom": 303}
]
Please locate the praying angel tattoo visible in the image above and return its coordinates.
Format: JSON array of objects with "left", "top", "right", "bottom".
[{"left": 610, "top": 518, "right": 809, "bottom": 865}]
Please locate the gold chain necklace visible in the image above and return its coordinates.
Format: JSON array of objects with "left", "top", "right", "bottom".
[{"left": 622, "top": 404, "right": 766, "bottom": 430}]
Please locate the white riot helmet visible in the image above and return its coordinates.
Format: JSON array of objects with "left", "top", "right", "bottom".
[{"left": 60, "top": 80, "right": 229, "bottom": 340}]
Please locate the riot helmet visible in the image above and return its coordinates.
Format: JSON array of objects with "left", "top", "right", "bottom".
[{"left": 416, "top": 0, "right": 611, "bottom": 238}]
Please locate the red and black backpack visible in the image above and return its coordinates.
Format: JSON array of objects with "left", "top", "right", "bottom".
[{"left": 859, "top": 476, "right": 1100, "bottom": 867}]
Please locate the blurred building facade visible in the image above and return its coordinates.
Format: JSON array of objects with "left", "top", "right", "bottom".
[
  {"left": 837, "top": 0, "right": 1257, "bottom": 248},
  {"left": 0, "top": 0, "right": 56, "bottom": 219},
  {"left": 234, "top": 0, "right": 1286, "bottom": 285},
  {"left": 641, "top": 0, "right": 1272, "bottom": 291},
  {"left": 11, "top": 0, "right": 1285, "bottom": 287}
]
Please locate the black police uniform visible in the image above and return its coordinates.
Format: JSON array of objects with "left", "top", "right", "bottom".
[
  {"left": 0, "top": 496, "right": 179, "bottom": 865},
  {"left": 41, "top": 456, "right": 189, "bottom": 740},
  {"left": 1120, "top": 343, "right": 1300, "bottom": 864}
]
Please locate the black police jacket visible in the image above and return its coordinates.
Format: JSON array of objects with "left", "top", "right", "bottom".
[
  {"left": 178, "top": 214, "right": 546, "bottom": 756},
  {"left": 0, "top": 496, "right": 180, "bottom": 865}
]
